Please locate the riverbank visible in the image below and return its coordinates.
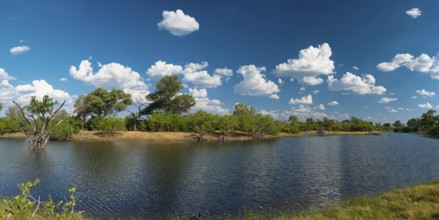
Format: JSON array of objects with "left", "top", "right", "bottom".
[
  {"left": 239, "top": 181, "right": 439, "bottom": 220},
  {"left": 0, "top": 130, "right": 381, "bottom": 142}
]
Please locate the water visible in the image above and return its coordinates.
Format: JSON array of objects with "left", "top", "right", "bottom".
[{"left": 1, "top": 133, "right": 439, "bottom": 218}]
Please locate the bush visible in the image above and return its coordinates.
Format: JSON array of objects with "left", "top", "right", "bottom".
[
  {"left": 0, "top": 118, "right": 20, "bottom": 135},
  {"left": 98, "top": 117, "right": 126, "bottom": 136},
  {"left": 50, "top": 117, "right": 82, "bottom": 141},
  {"left": 0, "top": 179, "right": 83, "bottom": 219}
]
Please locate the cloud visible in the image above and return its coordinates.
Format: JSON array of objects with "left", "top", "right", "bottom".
[
  {"left": 299, "top": 76, "right": 324, "bottom": 85},
  {"left": 312, "top": 90, "right": 320, "bottom": 94},
  {"left": 286, "top": 105, "right": 328, "bottom": 120},
  {"left": 147, "top": 60, "right": 183, "bottom": 80},
  {"left": 278, "top": 78, "right": 283, "bottom": 84},
  {"left": 419, "top": 102, "right": 432, "bottom": 109},
  {"left": 214, "top": 68, "right": 233, "bottom": 77},
  {"left": 327, "top": 101, "right": 339, "bottom": 106},
  {"left": 388, "top": 109, "right": 398, "bottom": 113},
  {"left": 0, "top": 79, "right": 72, "bottom": 107},
  {"left": 315, "top": 104, "right": 326, "bottom": 110},
  {"left": 188, "top": 88, "right": 228, "bottom": 114},
  {"left": 416, "top": 89, "right": 435, "bottom": 98},
  {"left": 289, "top": 94, "right": 312, "bottom": 105},
  {"left": 327, "top": 72, "right": 386, "bottom": 95},
  {"left": 378, "top": 97, "right": 397, "bottom": 103},
  {"left": 377, "top": 53, "right": 439, "bottom": 80},
  {"left": 0, "top": 68, "right": 15, "bottom": 80},
  {"left": 182, "top": 62, "right": 222, "bottom": 88},
  {"left": 274, "top": 43, "right": 335, "bottom": 78},
  {"left": 269, "top": 94, "right": 279, "bottom": 99},
  {"left": 234, "top": 65, "right": 279, "bottom": 97},
  {"left": 157, "top": 9, "right": 199, "bottom": 36},
  {"left": 60, "top": 77, "right": 67, "bottom": 82},
  {"left": 406, "top": 8, "right": 421, "bottom": 18},
  {"left": 10, "top": 45, "right": 31, "bottom": 55},
  {"left": 353, "top": 66, "right": 359, "bottom": 70},
  {"left": 69, "top": 59, "right": 149, "bottom": 101}
]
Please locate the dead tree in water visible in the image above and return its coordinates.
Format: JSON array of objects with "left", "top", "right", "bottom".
[{"left": 13, "top": 95, "right": 66, "bottom": 149}]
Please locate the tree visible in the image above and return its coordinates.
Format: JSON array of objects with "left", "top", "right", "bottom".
[
  {"left": 13, "top": 95, "right": 66, "bottom": 149},
  {"left": 233, "top": 103, "right": 255, "bottom": 116},
  {"left": 74, "top": 88, "right": 132, "bottom": 123},
  {"left": 141, "top": 75, "right": 195, "bottom": 115}
]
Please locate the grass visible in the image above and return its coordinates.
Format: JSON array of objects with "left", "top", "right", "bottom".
[{"left": 235, "top": 181, "right": 439, "bottom": 220}]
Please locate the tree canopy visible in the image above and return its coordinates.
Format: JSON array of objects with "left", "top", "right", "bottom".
[
  {"left": 141, "top": 75, "right": 195, "bottom": 115},
  {"left": 74, "top": 88, "right": 132, "bottom": 119}
]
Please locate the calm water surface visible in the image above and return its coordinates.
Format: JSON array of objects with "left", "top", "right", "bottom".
[{"left": 1, "top": 133, "right": 439, "bottom": 218}]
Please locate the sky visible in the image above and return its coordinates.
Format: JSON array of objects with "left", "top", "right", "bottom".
[{"left": 1, "top": 0, "right": 439, "bottom": 123}]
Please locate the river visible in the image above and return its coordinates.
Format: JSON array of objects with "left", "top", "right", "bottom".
[{"left": 1, "top": 133, "right": 439, "bottom": 218}]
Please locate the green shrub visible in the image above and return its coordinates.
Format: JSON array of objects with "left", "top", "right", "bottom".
[
  {"left": 98, "top": 117, "right": 126, "bottom": 136},
  {"left": 0, "top": 179, "right": 83, "bottom": 219}
]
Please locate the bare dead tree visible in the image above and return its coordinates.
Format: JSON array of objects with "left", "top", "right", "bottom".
[
  {"left": 13, "top": 96, "right": 66, "bottom": 149},
  {"left": 127, "top": 98, "right": 147, "bottom": 131}
]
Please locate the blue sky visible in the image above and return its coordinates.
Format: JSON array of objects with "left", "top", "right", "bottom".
[{"left": 1, "top": 0, "right": 439, "bottom": 123}]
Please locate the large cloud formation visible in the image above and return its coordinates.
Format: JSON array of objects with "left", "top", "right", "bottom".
[
  {"left": 377, "top": 53, "right": 439, "bottom": 79},
  {"left": 274, "top": 43, "right": 335, "bottom": 85},
  {"left": 69, "top": 60, "right": 149, "bottom": 101},
  {"left": 327, "top": 72, "right": 386, "bottom": 95},
  {"left": 234, "top": 65, "right": 279, "bottom": 97},
  {"left": 157, "top": 9, "right": 199, "bottom": 36}
]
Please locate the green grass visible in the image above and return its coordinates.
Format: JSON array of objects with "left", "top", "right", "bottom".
[{"left": 234, "top": 181, "right": 439, "bottom": 220}]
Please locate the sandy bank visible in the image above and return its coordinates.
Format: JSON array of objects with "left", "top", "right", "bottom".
[{"left": 0, "top": 130, "right": 381, "bottom": 143}]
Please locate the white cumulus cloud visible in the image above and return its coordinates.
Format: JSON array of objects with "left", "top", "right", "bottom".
[
  {"left": 377, "top": 53, "right": 439, "bottom": 80},
  {"left": 327, "top": 101, "right": 339, "bottom": 106},
  {"left": 289, "top": 94, "right": 313, "bottom": 105},
  {"left": 327, "top": 72, "right": 386, "bottom": 95},
  {"left": 406, "top": 8, "right": 421, "bottom": 18},
  {"left": 416, "top": 89, "right": 436, "bottom": 98},
  {"left": 274, "top": 43, "right": 335, "bottom": 79},
  {"left": 69, "top": 60, "right": 149, "bottom": 101},
  {"left": 419, "top": 102, "right": 433, "bottom": 109},
  {"left": 234, "top": 65, "right": 279, "bottom": 97},
  {"left": 0, "top": 68, "right": 15, "bottom": 80},
  {"left": 157, "top": 9, "right": 199, "bottom": 36},
  {"left": 378, "top": 97, "right": 397, "bottom": 103},
  {"left": 147, "top": 60, "right": 183, "bottom": 80},
  {"left": 10, "top": 45, "right": 31, "bottom": 55},
  {"left": 299, "top": 76, "right": 324, "bottom": 86},
  {"left": 315, "top": 104, "right": 326, "bottom": 110},
  {"left": 214, "top": 68, "right": 233, "bottom": 77},
  {"left": 269, "top": 94, "right": 279, "bottom": 99},
  {"left": 188, "top": 88, "right": 228, "bottom": 115},
  {"left": 182, "top": 62, "right": 222, "bottom": 88}
]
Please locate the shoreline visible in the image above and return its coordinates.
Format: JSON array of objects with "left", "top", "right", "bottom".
[{"left": 0, "top": 130, "right": 382, "bottom": 143}]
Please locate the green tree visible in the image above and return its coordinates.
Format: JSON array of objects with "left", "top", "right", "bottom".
[
  {"left": 74, "top": 88, "right": 132, "bottom": 119},
  {"left": 13, "top": 95, "right": 66, "bottom": 149},
  {"left": 142, "top": 75, "right": 195, "bottom": 115},
  {"left": 233, "top": 103, "right": 256, "bottom": 116},
  {"left": 392, "top": 120, "right": 405, "bottom": 132}
]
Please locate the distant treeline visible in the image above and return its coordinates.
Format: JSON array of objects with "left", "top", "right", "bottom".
[{"left": 387, "top": 110, "right": 439, "bottom": 138}]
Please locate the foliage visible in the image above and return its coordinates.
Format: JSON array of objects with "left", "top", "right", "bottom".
[
  {"left": 98, "top": 117, "right": 126, "bottom": 136},
  {"left": 141, "top": 75, "right": 195, "bottom": 115},
  {"left": 13, "top": 95, "right": 67, "bottom": 149},
  {"left": 235, "top": 181, "right": 439, "bottom": 220},
  {"left": 0, "top": 118, "right": 21, "bottom": 135},
  {"left": 0, "top": 179, "right": 83, "bottom": 219},
  {"left": 50, "top": 117, "right": 82, "bottom": 141},
  {"left": 74, "top": 88, "right": 132, "bottom": 119}
]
